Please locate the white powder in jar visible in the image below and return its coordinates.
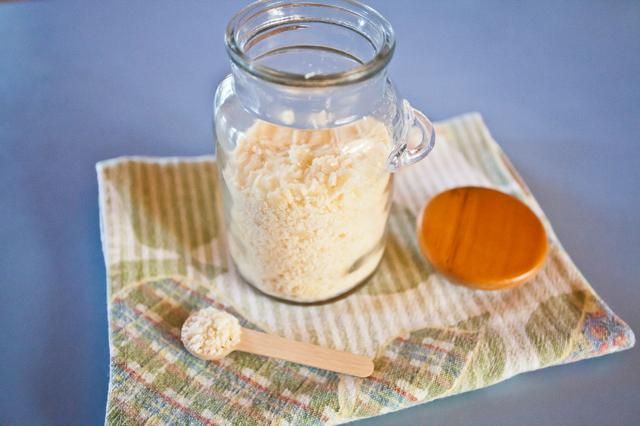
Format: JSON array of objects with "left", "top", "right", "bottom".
[
  {"left": 222, "top": 117, "right": 392, "bottom": 302},
  {"left": 181, "top": 307, "right": 241, "bottom": 359}
]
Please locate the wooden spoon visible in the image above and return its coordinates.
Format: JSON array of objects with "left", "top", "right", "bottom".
[{"left": 181, "top": 307, "right": 374, "bottom": 378}]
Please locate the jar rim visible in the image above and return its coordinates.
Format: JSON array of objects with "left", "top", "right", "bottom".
[{"left": 225, "top": 0, "right": 395, "bottom": 87}]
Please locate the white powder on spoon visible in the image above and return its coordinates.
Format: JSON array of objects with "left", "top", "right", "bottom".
[{"left": 181, "top": 307, "right": 241, "bottom": 359}]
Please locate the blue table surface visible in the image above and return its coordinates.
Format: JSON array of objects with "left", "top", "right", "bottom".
[{"left": 1, "top": 1, "right": 639, "bottom": 424}]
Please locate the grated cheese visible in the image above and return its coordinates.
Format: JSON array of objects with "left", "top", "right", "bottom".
[
  {"left": 222, "top": 117, "right": 393, "bottom": 302},
  {"left": 181, "top": 307, "right": 241, "bottom": 359}
]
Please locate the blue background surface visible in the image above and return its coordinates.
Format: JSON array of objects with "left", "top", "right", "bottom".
[{"left": 1, "top": 1, "right": 639, "bottom": 424}]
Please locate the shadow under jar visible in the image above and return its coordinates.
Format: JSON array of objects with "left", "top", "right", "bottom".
[{"left": 214, "top": 0, "right": 435, "bottom": 303}]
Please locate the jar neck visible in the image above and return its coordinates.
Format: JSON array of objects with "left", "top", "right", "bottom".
[
  {"left": 225, "top": 0, "right": 395, "bottom": 128},
  {"left": 231, "top": 64, "right": 389, "bottom": 128}
]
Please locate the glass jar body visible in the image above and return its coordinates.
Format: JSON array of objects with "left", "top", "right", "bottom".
[{"left": 214, "top": 73, "right": 401, "bottom": 303}]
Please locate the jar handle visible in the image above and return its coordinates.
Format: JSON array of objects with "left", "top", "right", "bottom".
[{"left": 387, "top": 100, "right": 436, "bottom": 172}]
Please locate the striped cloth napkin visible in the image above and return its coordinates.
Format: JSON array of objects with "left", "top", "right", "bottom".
[{"left": 98, "top": 113, "right": 634, "bottom": 425}]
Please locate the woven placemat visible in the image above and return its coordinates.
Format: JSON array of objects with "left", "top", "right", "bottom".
[{"left": 98, "top": 113, "right": 634, "bottom": 425}]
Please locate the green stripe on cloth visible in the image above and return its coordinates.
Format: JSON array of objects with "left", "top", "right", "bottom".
[{"left": 97, "top": 114, "right": 634, "bottom": 425}]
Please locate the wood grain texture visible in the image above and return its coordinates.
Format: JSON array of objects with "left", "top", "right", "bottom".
[
  {"left": 236, "top": 328, "right": 374, "bottom": 377},
  {"left": 418, "top": 186, "right": 548, "bottom": 290}
]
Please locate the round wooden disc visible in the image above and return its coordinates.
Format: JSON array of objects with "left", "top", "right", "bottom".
[{"left": 418, "top": 186, "right": 548, "bottom": 290}]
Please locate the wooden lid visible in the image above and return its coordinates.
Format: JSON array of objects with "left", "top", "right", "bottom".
[{"left": 418, "top": 186, "right": 548, "bottom": 290}]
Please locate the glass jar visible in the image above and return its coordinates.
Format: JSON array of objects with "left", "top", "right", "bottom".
[{"left": 214, "top": 0, "right": 435, "bottom": 303}]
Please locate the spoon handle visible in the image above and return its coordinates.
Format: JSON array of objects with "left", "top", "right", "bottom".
[{"left": 236, "top": 328, "right": 374, "bottom": 377}]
